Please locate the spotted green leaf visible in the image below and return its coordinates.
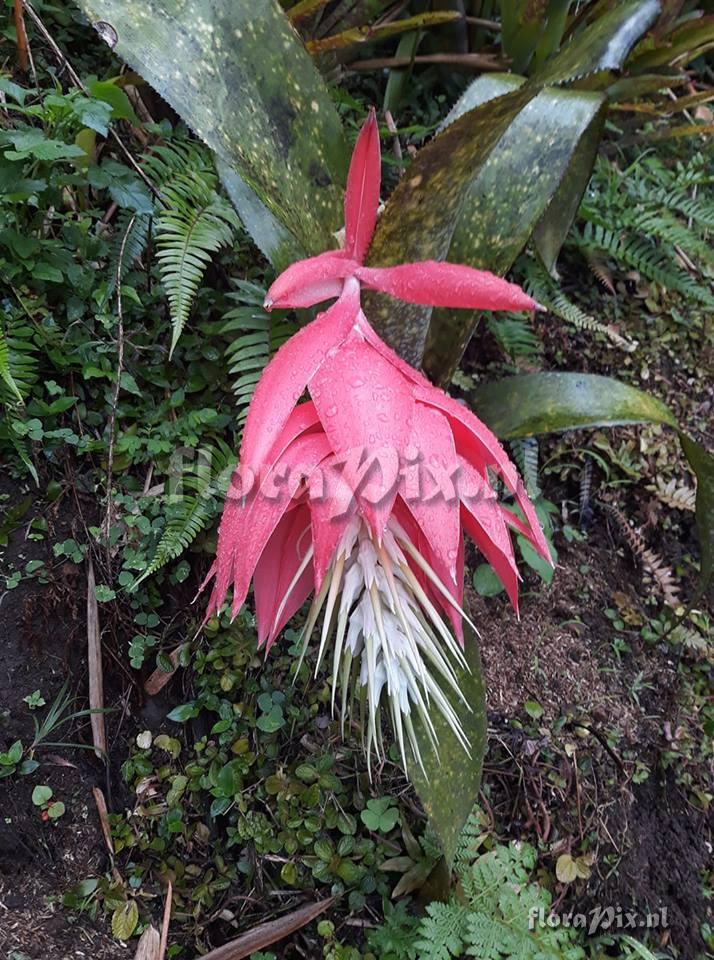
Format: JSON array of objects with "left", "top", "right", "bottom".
[
  {"left": 423, "top": 76, "right": 606, "bottom": 383},
  {"left": 411, "top": 624, "right": 486, "bottom": 867},
  {"left": 532, "top": 97, "right": 607, "bottom": 276},
  {"left": 217, "top": 159, "right": 305, "bottom": 272},
  {"left": 365, "top": 84, "right": 537, "bottom": 366},
  {"left": 72, "top": 0, "right": 350, "bottom": 259},
  {"left": 531, "top": 0, "right": 661, "bottom": 86}
]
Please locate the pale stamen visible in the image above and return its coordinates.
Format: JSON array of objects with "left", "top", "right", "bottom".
[{"left": 295, "top": 516, "right": 472, "bottom": 775}]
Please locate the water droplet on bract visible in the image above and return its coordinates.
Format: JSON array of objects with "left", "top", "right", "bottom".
[
  {"left": 429, "top": 454, "right": 441, "bottom": 467},
  {"left": 351, "top": 377, "right": 365, "bottom": 388},
  {"left": 368, "top": 434, "right": 376, "bottom": 444},
  {"left": 377, "top": 413, "right": 388, "bottom": 423},
  {"left": 448, "top": 548, "right": 458, "bottom": 561},
  {"left": 326, "top": 405, "right": 338, "bottom": 417}
]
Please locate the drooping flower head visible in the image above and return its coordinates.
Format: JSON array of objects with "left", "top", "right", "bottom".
[{"left": 205, "top": 110, "right": 551, "bottom": 774}]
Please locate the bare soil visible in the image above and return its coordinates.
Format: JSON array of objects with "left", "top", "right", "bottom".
[
  {"left": 472, "top": 526, "right": 712, "bottom": 957},
  {"left": 0, "top": 477, "right": 125, "bottom": 960}
]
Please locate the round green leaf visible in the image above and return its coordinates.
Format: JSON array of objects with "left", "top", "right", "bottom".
[
  {"left": 47, "top": 800, "right": 65, "bottom": 819},
  {"left": 32, "top": 785, "right": 53, "bottom": 806},
  {"left": 256, "top": 704, "right": 284, "bottom": 733},
  {"left": 473, "top": 564, "right": 505, "bottom": 597}
]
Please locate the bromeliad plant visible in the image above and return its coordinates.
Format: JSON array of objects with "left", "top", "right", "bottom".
[
  {"left": 73, "top": 0, "right": 714, "bottom": 860},
  {"left": 204, "top": 112, "right": 551, "bottom": 776}
]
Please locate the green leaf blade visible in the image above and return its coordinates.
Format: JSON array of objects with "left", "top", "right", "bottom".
[
  {"left": 424, "top": 80, "right": 606, "bottom": 382},
  {"left": 532, "top": 0, "right": 661, "bottom": 85},
  {"left": 411, "top": 625, "right": 486, "bottom": 867},
  {"left": 73, "top": 0, "right": 350, "bottom": 257},
  {"left": 471, "top": 372, "right": 677, "bottom": 438}
]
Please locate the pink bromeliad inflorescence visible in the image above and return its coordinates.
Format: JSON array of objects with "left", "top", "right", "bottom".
[{"left": 205, "top": 109, "right": 551, "bottom": 774}]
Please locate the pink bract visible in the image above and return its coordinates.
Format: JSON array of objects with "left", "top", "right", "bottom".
[{"left": 204, "top": 109, "right": 552, "bottom": 771}]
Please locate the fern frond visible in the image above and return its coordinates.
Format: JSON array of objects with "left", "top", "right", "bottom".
[
  {"left": 600, "top": 500, "right": 680, "bottom": 607},
  {"left": 487, "top": 313, "right": 542, "bottom": 361},
  {"left": 464, "top": 843, "right": 533, "bottom": 909},
  {"left": 0, "top": 324, "right": 22, "bottom": 402},
  {"left": 0, "top": 316, "right": 38, "bottom": 404},
  {"left": 132, "top": 439, "right": 237, "bottom": 587},
  {"left": 648, "top": 476, "right": 696, "bottom": 512},
  {"left": 156, "top": 171, "right": 240, "bottom": 356},
  {"left": 465, "top": 889, "right": 584, "bottom": 959},
  {"left": 0, "top": 411, "right": 38, "bottom": 484},
  {"left": 616, "top": 208, "right": 714, "bottom": 267},
  {"left": 106, "top": 210, "right": 150, "bottom": 299},
  {"left": 510, "top": 438, "right": 540, "bottom": 499},
  {"left": 571, "top": 223, "right": 714, "bottom": 306},
  {"left": 572, "top": 152, "right": 714, "bottom": 309},
  {"left": 523, "top": 259, "right": 637, "bottom": 351},
  {"left": 222, "top": 281, "right": 292, "bottom": 429}
]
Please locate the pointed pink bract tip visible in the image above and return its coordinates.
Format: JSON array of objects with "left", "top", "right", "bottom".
[{"left": 344, "top": 106, "right": 381, "bottom": 265}]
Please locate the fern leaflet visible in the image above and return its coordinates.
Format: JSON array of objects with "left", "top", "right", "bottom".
[
  {"left": 0, "top": 315, "right": 38, "bottom": 404},
  {"left": 414, "top": 902, "right": 468, "bottom": 960},
  {"left": 156, "top": 171, "right": 240, "bottom": 356},
  {"left": 487, "top": 313, "right": 542, "bottom": 361},
  {"left": 133, "top": 440, "right": 237, "bottom": 587},
  {"left": 222, "top": 280, "right": 292, "bottom": 429}
]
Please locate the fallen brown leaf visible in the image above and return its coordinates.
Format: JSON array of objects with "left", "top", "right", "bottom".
[
  {"left": 133, "top": 924, "right": 160, "bottom": 960},
  {"left": 195, "top": 898, "right": 335, "bottom": 960},
  {"left": 144, "top": 645, "right": 184, "bottom": 696},
  {"left": 86, "top": 558, "right": 106, "bottom": 758},
  {"left": 92, "top": 786, "right": 114, "bottom": 856},
  {"left": 159, "top": 880, "right": 172, "bottom": 960}
]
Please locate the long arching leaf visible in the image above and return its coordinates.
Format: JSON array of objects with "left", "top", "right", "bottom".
[
  {"left": 472, "top": 372, "right": 713, "bottom": 600},
  {"left": 411, "top": 624, "right": 486, "bottom": 868},
  {"left": 532, "top": 0, "right": 661, "bottom": 85}
]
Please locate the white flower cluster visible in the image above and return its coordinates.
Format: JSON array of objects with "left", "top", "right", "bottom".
[{"left": 297, "top": 516, "right": 472, "bottom": 776}]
